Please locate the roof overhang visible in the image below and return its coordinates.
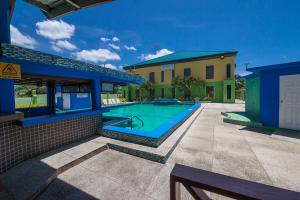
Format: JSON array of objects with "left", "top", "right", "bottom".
[
  {"left": 247, "top": 60, "right": 300, "bottom": 73},
  {"left": 0, "top": 43, "right": 144, "bottom": 84},
  {"left": 124, "top": 51, "right": 238, "bottom": 70},
  {"left": 243, "top": 72, "right": 260, "bottom": 79},
  {"left": 24, "top": 0, "right": 113, "bottom": 19}
]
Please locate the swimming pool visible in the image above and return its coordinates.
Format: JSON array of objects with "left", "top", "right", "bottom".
[
  {"left": 102, "top": 102, "right": 201, "bottom": 147},
  {"left": 103, "top": 103, "right": 193, "bottom": 131}
]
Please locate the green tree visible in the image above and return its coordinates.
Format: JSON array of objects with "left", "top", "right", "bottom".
[
  {"left": 140, "top": 81, "right": 155, "bottom": 100},
  {"left": 171, "top": 76, "right": 205, "bottom": 100},
  {"left": 235, "top": 75, "right": 245, "bottom": 90}
]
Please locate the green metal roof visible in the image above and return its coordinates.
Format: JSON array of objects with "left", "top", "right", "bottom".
[{"left": 124, "top": 51, "right": 237, "bottom": 70}]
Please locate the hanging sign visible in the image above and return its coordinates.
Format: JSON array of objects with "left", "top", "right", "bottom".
[
  {"left": 161, "top": 64, "right": 174, "bottom": 71},
  {"left": 0, "top": 62, "right": 21, "bottom": 79}
]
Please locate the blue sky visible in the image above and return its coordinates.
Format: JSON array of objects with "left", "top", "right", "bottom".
[{"left": 10, "top": 0, "right": 300, "bottom": 75}]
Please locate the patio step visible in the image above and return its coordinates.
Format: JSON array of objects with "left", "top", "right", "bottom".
[{"left": 0, "top": 136, "right": 108, "bottom": 200}]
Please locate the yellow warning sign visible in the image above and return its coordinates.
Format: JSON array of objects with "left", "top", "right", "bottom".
[{"left": 0, "top": 62, "right": 21, "bottom": 79}]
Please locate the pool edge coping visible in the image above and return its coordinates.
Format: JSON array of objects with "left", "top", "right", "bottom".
[
  {"left": 99, "top": 105, "right": 205, "bottom": 163},
  {"left": 101, "top": 103, "right": 201, "bottom": 147}
]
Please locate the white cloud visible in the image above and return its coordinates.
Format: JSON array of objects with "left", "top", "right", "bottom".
[
  {"left": 55, "top": 40, "right": 77, "bottom": 51},
  {"left": 104, "top": 64, "right": 118, "bottom": 70},
  {"left": 139, "top": 49, "right": 173, "bottom": 61},
  {"left": 108, "top": 43, "right": 120, "bottom": 50},
  {"left": 124, "top": 45, "right": 137, "bottom": 51},
  {"left": 10, "top": 25, "right": 37, "bottom": 49},
  {"left": 112, "top": 36, "right": 120, "bottom": 42},
  {"left": 36, "top": 20, "right": 75, "bottom": 40},
  {"left": 51, "top": 44, "right": 62, "bottom": 52},
  {"left": 101, "top": 37, "right": 110, "bottom": 42},
  {"left": 74, "top": 48, "right": 121, "bottom": 63},
  {"left": 104, "top": 64, "right": 126, "bottom": 71},
  {"left": 239, "top": 71, "right": 251, "bottom": 77},
  {"left": 117, "top": 64, "right": 127, "bottom": 71},
  {"left": 51, "top": 40, "right": 77, "bottom": 52}
]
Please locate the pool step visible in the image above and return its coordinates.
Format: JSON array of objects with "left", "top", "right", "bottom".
[{"left": 0, "top": 136, "right": 108, "bottom": 200}]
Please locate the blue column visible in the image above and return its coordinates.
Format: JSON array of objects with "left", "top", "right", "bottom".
[
  {"left": 92, "top": 79, "right": 101, "bottom": 110},
  {"left": 47, "top": 81, "right": 56, "bottom": 115},
  {"left": 0, "top": 0, "right": 15, "bottom": 115},
  {"left": 0, "top": 79, "right": 15, "bottom": 114},
  {"left": 0, "top": 0, "right": 11, "bottom": 43}
]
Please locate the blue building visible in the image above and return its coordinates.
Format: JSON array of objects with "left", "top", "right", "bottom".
[
  {"left": 0, "top": 0, "right": 143, "bottom": 173},
  {"left": 245, "top": 61, "right": 300, "bottom": 131}
]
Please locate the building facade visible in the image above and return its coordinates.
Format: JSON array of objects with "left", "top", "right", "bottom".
[{"left": 123, "top": 51, "right": 237, "bottom": 103}]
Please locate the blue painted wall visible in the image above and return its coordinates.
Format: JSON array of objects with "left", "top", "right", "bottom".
[
  {"left": 92, "top": 79, "right": 101, "bottom": 110},
  {"left": 17, "top": 107, "right": 49, "bottom": 117},
  {"left": 70, "top": 93, "right": 91, "bottom": 110},
  {"left": 260, "top": 67, "right": 300, "bottom": 127},
  {"left": 0, "top": 0, "right": 15, "bottom": 114},
  {"left": 0, "top": 0, "right": 10, "bottom": 43},
  {"left": 56, "top": 93, "right": 91, "bottom": 111},
  {"left": 56, "top": 97, "right": 64, "bottom": 110}
]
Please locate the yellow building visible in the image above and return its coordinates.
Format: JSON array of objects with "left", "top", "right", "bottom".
[{"left": 123, "top": 51, "right": 238, "bottom": 102}]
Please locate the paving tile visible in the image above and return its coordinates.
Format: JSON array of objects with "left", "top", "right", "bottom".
[
  {"left": 180, "top": 137, "right": 213, "bottom": 153},
  {"left": 35, "top": 103, "right": 300, "bottom": 200},
  {"left": 39, "top": 151, "right": 74, "bottom": 169},
  {"left": 261, "top": 163, "right": 300, "bottom": 192},
  {"left": 249, "top": 146, "right": 300, "bottom": 172},
  {"left": 39, "top": 165, "right": 146, "bottom": 200},
  {"left": 0, "top": 160, "right": 56, "bottom": 200}
]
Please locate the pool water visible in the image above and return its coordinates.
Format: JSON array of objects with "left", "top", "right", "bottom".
[{"left": 103, "top": 103, "right": 193, "bottom": 131}]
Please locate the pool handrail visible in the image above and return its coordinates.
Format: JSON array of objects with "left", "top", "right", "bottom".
[
  {"left": 104, "top": 115, "right": 144, "bottom": 130},
  {"left": 131, "top": 115, "right": 144, "bottom": 129}
]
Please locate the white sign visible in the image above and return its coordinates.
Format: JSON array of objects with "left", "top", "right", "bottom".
[
  {"left": 55, "top": 92, "right": 62, "bottom": 98},
  {"left": 161, "top": 64, "right": 174, "bottom": 71},
  {"left": 77, "top": 93, "right": 89, "bottom": 98}
]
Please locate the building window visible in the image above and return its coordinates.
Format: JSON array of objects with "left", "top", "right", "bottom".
[
  {"left": 226, "top": 64, "right": 231, "bottom": 79},
  {"left": 206, "top": 86, "right": 214, "bottom": 98},
  {"left": 172, "top": 69, "right": 175, "bottom": 79},
  {"left": 149, "top": 72, "right": 155, "bottom": 83},
  {"left": 206, "top": 65, "right": 214, "bottom": 79},
  {"left": 227, "top": 85, "right": 232, "bottom": 100},
  {"left": 184, "top": 68, "right": 191, "bottom": 78},
  {"left": 172, "top": 87, "right": 176, "bottom": 98},
  {"left": 161, "top": 88, "right": 165, "bottom": 98},
  {"left": 161, "top": 71, "right": 164, "bottom": 82}
]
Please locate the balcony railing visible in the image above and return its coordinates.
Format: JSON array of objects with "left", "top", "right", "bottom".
[{"left": 170, "top": 164, "right": 300, "bottom": 200}]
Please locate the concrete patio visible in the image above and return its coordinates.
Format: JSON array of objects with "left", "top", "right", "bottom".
[{"left": 29, "top": 103, "right": 300, "bottom": 199}]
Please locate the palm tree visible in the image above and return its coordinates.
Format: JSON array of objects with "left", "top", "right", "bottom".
[
  {"left": 140, "top": 81, "right": 155, "bottom": 100},
  {"left": 171, "top": 76, "right": 205, "bottom": 100}
]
